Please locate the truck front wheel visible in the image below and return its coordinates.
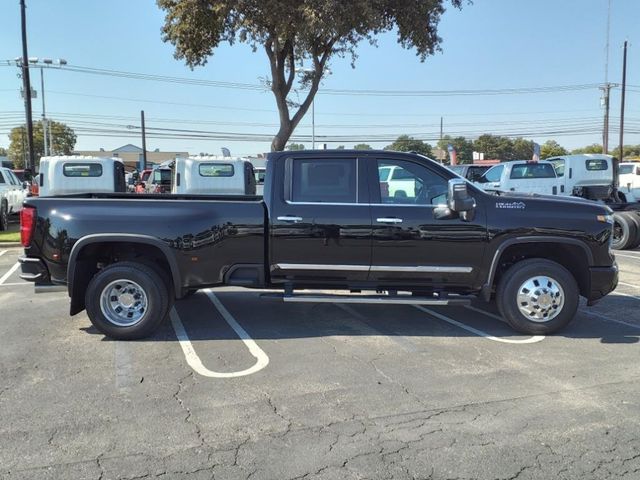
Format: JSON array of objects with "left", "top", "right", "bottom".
[
  {"left": 496, "top": 259, "right": 579, "bottom": 335},
  {"left": 85, "top": 262, "right": 169, "bottom": 340}
]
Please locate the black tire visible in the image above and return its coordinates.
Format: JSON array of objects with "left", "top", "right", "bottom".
[
  {"left": 0, "top": 201, "right": 8, "bottom": 232},
  {"left": 611, "top": 213, "right": 636, "bottom": 250},
  {"left": 496, "top": 258, "right": 579, "bottom": 335},
  {"left": 619, "top": 212, "right": 640, "bottom": 250},
  {"left": 85, "top": 261, "right": 170, "bottom": 340}
]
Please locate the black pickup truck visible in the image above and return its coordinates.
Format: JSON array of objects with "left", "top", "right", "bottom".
[{"left": 19, "top": 150, "right": 618, "bottom": 339}]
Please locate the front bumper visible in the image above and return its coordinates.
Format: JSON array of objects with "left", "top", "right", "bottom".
[
  {"left": 587, "top": 263, "right": 618, "bottom": 305},
  {"left": 18, "top": 256, "right": 50, "bottom": 283}
]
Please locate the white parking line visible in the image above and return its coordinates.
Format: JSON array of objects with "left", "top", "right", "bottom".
[
  {"left": 0, "top": 250, "right": 7, "bottom": 257},
  {"left": 618, "top": 281, "right": 638, "bottom": 289},
  {"left": 614, "top": 252, "right": 640, "bottom": 261},
  {"left": 413, "top": 305, "right": 545, "bottom": 344},
  {"left": 0, "top": 262, "right": 20, "bottom": 285},
  {"left": 0, "top": 282, "right": 25, "bottom": 287},
  {"left": 169, "top": 290, "right": 269, "bottom": 378},
  {"left": 580, "top": 309, "right": 640, "bottom": 331}
]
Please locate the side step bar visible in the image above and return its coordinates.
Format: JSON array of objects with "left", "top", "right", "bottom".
[{"left": 263, "top": 293, "right": 472, "bottom": 306}]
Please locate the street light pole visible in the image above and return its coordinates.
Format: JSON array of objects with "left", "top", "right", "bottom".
[{"left": 311, "top": 97, "right": 315, "bottom": 150}]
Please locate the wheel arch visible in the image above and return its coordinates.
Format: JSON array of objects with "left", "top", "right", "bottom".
[
  {"left": 68, "top": 234, "right": 182, "bottom": 315},
  {"left": 482, "top": 236, "right": 593, "bottom": 301}
]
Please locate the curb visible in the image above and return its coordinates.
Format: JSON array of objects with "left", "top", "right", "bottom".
[{"left": 0, "top": 242, "right": 21, "bottom": 248}]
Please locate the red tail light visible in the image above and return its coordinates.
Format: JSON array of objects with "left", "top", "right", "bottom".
[{"left": 20, "top": 206, "right": 36, "bottom": 247}]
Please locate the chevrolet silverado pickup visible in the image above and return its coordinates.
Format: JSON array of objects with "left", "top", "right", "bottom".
[{"left": 19, "top": 150, "right": 618, "bottom": 339}]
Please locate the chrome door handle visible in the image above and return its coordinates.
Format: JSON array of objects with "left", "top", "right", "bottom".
[
  {"left": 277, "top": 216, "right": 303, "bottom": 223},
  {"left": 376, "top": 217, "right": 403, "bottom": 224}
]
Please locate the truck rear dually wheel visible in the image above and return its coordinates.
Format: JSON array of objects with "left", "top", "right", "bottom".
[
  {"left": 611, "top": 212, "right": 637, "bottom": 250},
  {"left": 85, "top": 261, "right": 169, "bottom": 340},
  {"left": 496, "top": 259, "right": 579, "bottom": 335}
]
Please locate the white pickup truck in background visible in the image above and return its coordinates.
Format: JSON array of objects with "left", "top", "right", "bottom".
[
  {"left": 618, "top": 162, "right": 640, "bottom": 202},
  {"left": 0, "top": 166, "right": 27, "bottom": 231},
  {"left": 475, "top": 160, "right": 559, "bottom": 195}
]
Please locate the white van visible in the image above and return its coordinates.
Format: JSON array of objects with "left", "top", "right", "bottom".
[
  {"left": 172, "top": 156, "right": 256, "bottom": 195},
  {"left": 38, "top": 156, "right": 126, "bottom": 197},
  {"left": 0, "top": 167, "right": 27, "bottom": 230},
  {"left": 476, "top": 161, "right": 560, "bottom": 195}
]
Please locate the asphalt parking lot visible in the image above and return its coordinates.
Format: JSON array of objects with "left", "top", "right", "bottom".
[{"left": 1, "top": 247, "right": 639, "bottom": 480}]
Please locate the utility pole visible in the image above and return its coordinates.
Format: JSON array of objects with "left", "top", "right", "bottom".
[
  {"left": 618, "top": 41, "right": 627, "bottom": 165},
  {"left": 601, "top": 84, "right": 611, "bottom": 154},
  {"left": 40, "top": 67, "right": 47, "bottom": 156},
  {"left": 140, "top": 110, "right": 147, "bottom": 171},
  {"left": 20, "top": 0, "right": 35, "bottom": 172},
  {"left": 439, "top": 117, "right": 443, "bottom": 142}
]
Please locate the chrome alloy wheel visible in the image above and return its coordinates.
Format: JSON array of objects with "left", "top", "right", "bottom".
[
  {"left": 100, "top": 279, "right": 148, "bottom": 327},
  {"left": 516, "top": 276, "right": 565, "bottom": 322}
]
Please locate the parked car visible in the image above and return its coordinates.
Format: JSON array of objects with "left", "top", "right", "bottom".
[
  {"left": 172, "top": 157, "right": 256, "bottom": 195},
  {"left": 37, "top": 156, "right": 126, "bottom": 197},
  {"left": 448, "top": 164, "right": 493, "bottom": 182},
  {"left": 19, "top": 150, "right": 617, "bottom": 340},
  {"left": 0, "top": 166, "right": 27, "bottom": 230}
]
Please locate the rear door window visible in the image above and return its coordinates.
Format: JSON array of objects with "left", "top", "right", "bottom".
[
  {"left": 199, "top": 163, "right": 234, "bottom": 177},
  {"left": 291, "top": 158, "right": 357, "bottom": 203},
  {"left": 63, "top": 163, "right": 103, "bottom": 177},
  {"left": 585, "top": 159, "right": 609, "bottom": 171}
]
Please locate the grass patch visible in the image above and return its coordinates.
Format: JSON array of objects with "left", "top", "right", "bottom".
[{"left": 0, "top": 230, "right": 20, "bottom": 242}]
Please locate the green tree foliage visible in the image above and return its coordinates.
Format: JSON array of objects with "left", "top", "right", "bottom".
[
  {"left": 0, "top": 147, "right": 7, "bottom": 156},
  {"left": 472, "top": 134, "right": 516, "bottom": 161},
  {"left": 610, "top": 144, "right": 640, "bottom": 159},
  {"left": 540, "top": 140, "right": 568, "bottom": 158},
  {"left": 157, "top": 0, "right": 464, "bottom": 151},
  {"left": 8, "top": 120, "right": 77, "bottom": 169},
  {"left": 353, "top": 143, "right": 372, "bottom": 150},
  {"left": 286, "top": 143, "right": 305, "bottom": 151},
  {"left": 384, "top": 135, "right": 432, "bottom": 156},
  {"left": 436, "top": 135, "right": 473, "bottom": 164},
  {"left": 571, "top": 144, "right": 603, "bottom": 155},
  {"left": 511, "top": 137, "right": 535, "bottom": 160}
]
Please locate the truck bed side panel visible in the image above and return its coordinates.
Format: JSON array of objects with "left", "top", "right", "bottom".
[{"left": 24, "top": 197, "right": 266, "bottom": 290}]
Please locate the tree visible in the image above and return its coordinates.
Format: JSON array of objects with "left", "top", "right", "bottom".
[
  {"left": 384, "top": 135, "right": 432, "bottom": 156},
  {"left": 286, "top": 143, "right": 305, "bottom": 151},
  {"left": 511, "top": 137, "right": 535, "bottom": 160},
  {"left": 436, "top": 135, "right": 473, "bottom": 164},
  {"left": 8, "top": 120, "right": 77, "bottom": 168},
  {"left": 571, "top": 144, "right": 603, "bottom": 155},
  {"left": 0, "top": 147, "right": 7, "bottom": 157},
  {"left": 540, "top": 140, "right": 568, "bottom": 158},
  {"left": 158, "top": 0, "right": 464, "bottom": 151},
  {"left": 353, "top": 143, "right": 372, "bottom": 150},
  {"left": 472, "top": 134, "right": 514, "bottom": 161}
]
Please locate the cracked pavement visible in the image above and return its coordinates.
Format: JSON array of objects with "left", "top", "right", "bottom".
[{"left": 1, "top": 247, "right": 640, "bottom": 479}]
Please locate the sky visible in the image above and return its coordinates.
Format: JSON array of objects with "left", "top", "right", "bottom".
[{"left": 1, "top": 0, "right": 639, "bottom": 157}]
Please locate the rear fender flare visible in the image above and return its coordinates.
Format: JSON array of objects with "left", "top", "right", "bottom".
[{"left": 67, "top": 233, "right": 182, "bottom": 297}]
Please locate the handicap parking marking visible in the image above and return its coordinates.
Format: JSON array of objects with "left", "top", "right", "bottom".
[
  {"left": 413, "top": 305, "right": 545, "bottom": 344},
  {"left": 169, "top": 289, "right": 269, "bottom": 378},
  {"left": 0, "top": 262, "right": 20, "bottom": 285}
]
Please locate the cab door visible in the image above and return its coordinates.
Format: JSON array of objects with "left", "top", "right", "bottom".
[
  {"left": 368, "top": 156, "right": 487, "bottom": 288},
  {"left": 269, "top": 155, "right": 372, "bottom": 284}
]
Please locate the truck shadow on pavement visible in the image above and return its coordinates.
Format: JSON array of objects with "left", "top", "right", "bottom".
[{"left": 83, "top": 290, "right": 640, "bottom": 345}]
